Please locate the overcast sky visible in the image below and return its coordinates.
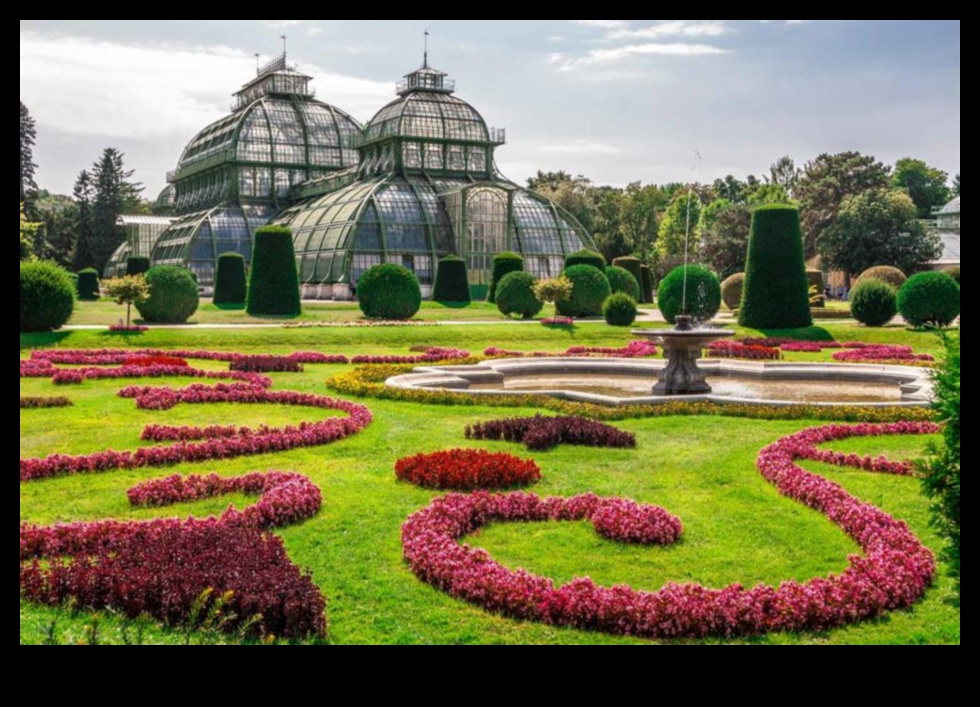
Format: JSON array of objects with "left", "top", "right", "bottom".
[{"left": 21, "top": 20, "right": 960, "bottom": 200}]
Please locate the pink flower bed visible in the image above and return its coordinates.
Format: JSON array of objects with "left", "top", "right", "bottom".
[
  {"left": 52, "top": 370, "right": 84, "bottom": 385},
  {"left": 541, "top": 317, "right": 575, "bottom": 327},
  {"left": 833, "top": 346, "right": 935, "bottom": 364},
  {"left": 465, "top": 415, "right": 636, "bottom": 452},
  {"left": 128, "top": 472, "right": 322, "bottom": 529},
  {"left": 590, "top": 498, "right": 683, "bottom": 545},
  {"left": 402, "top": 422, "right": 938, "bottom": 639},
  {"left": 20, "top": 383, "right": 372, "bottom": 481},
  {"left": 229, "top": 356, "right": 304, "bottom": 373},
  {"left": 351, "top": 347, "right": 471, "bottom": 365},
  {"left": 484, "top": 340, "right": 657, "bottom": 359},
  {"left": 395, "top": 449, "right": 541, "bottom": 490},
  {"left": 109, "top": 324, "right": 149, "bottom": 332}
]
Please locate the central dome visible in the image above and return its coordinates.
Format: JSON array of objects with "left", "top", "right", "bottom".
[{"left": 363, "top": 90, "right": 490, "bottom": 144}]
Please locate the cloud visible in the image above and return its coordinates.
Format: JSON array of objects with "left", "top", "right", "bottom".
[
  {"left": 264, "top": 20, "right": 302, "bottom": 29},
  {"left": 536, "top": 139, "right": 624, "bottom": 156},
  {"left": 608, "top": 21, "right": 729, "bottom": 40},
  {"left": 554, "top": 42, "right": 727, "bottom": 72},
  {"left": 571, "top": 20, "right": 629, "bottom": 29},
  {"left": 19, "top": 30, "right": 392, "bottom": 142}
]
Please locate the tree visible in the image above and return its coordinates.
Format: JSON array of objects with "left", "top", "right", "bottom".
[
  {"left": 819, "top": 189, "right": 942, "bottom": 277},
  {"left": 32, "top": 190, "right": 77, "bottom": 267},
  {"left": 89, "top": 148, "right": 144, "bottom": 274},
  {"left": 768, "top": 156, "right": 799, "bottom": 196},
  {"left": 526, "top": 171, "right": 597, "bottom": 235},
  {"left": 795, "top": 152, "right": 891, "bottom": 257},
  {"left": 103, "top": 274, "right": 149, "bottom": 328},
  {"left": 72, "top": 170, "right": 96, "bottom": 270},
  {"left": 712, "top": 175, "right": 747, "bottom": 204},
  {"left": 20, "top": 102, "right": 38, "bottom": 210},
  {"left": 620, "top": 182, "right": 665, "bottom": 261},
  {"left": 746, "top": 182, "right": 791, "bottom": 207},
  {"left": 699, "top": 200, "right": 752, "bottom": 279},
  {"left": 892, "top": 157, "right": 951, "bottom": 218},
  {"left": 591, "top": 186, "right": 629, "bottom": 262},
  {"left": 20, "top": 204, "right": 39, "bottom": 260},
  {"left": 655, "top": 190, "right": 701, "bottom": 274},
  {"left": 953, "top": 173, "right": 960, "bottom": 197}
]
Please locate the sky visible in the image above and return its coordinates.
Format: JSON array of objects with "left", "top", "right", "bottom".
[{"left": 20, "top": 20, "right": 960, "bottom": 200}]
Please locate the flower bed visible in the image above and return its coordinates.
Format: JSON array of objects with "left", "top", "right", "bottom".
[
  {"left": 20, "top": 383, "right": 372, "bottom": 481},
  {"left": 465, "top": 415, "right": 636, "bottom": 452},
  {"left": 52, "top": 370, "right": 84, "bottom": 386},
  {"left": 229, "top": 356, "right": 304, "bottom": 373},
  {"left": 833, "top": 346, "right": 935, "bottom": 364},
  {"left": 128, "top": 472, "right": 322, "bottom": 529},
  {"left": 21, "top": 517, "right": 326, "bottom": 639},
  {"left": 20, "top": 396, "right": 73, "bottom": 409},
  {"left": 123, "top": 356, "right": 188, "bottom": 368},
  {"left": 395, "top": 449, "right": 541, "bottom": 490},
  {"left": 401, "top": 422, "right": 938, "bottom": 639},
  {"left": 541, "top": 317, "right": 575, "bottom": 327},
  {"left": 705, "top": 341, "right": 782, "bottom": 361},
  {"left": 484, "top": 340, "right": 657, "bottom": 359},
  {"left": 109, "top": 324, "right": 149, "bottom": 332},
  {"left": 590, "top": 498, "right": 683, "bottom": 545},
  {"left": 283, "top": 320, "right": 439, "bottom": 329},
  {"left": 351, "top": 347, "right": 471, "bottom": 365}
]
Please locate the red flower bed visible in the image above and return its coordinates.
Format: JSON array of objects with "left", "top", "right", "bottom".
[
  {"left": 541, "top": 317, "right": 575, "bottom": 326},
  {"left": 779, "top": 342, "right": 825, "bottom": 353},
  {"left": 705, "top": 342, "right": 782, "bottom": 361},
  {"left": 401, "top": 422, "right": 937, "bottom": 639},
  {"left": 128, "top": 472, "right": 322, "bottom": 529},
  {"left": 230, "top": 356, "right": 304, "bottom": 373},
  {"left": 590, "top": 498, "right": 683, "bottom": 545},
  {"left": 484, "top": 340, "right": 657, "bottom": 359},
  {"left": 20, "top": 396, "right": 73, "bottom": 409},
  {"left": 395, "top": 449, "right": 541, "bottom": 490},
  {"left": 123, "top": 356, "right": 189, "bottom": 368},
  {"left": 20, "top": 383, "right": 372, "bottom": 481},
  {"left": 109, "top": 324, "right": 149, "bottom": 332},
  {"left": 833, "top": 346, "right": 935, "bottom": 364},
  {"left": 466, "top": 415, "right": 636, "bottom": 452},
  {"left": 21, "top": 517, "right": 326, "bottom": 639},
  {"left": 351, "top": 347, "right": 471, "bottom": 365}
]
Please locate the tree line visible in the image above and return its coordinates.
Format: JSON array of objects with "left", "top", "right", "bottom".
[
  {"left": 21, "top": 101, "right": 150, "bottom": 273},
  {"left": 529, "top": 153, "right": 957, "bottom": 280}
]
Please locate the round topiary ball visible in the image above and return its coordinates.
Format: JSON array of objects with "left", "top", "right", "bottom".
[
  {"left": 658, "top": 265, "right": 722, "bottom": 325},
  {"left": 721, "top": 273, "right": 745, "bottom": 311},
  {"left": 20, "top": 260, "right": 76, "bottom": 332},
  {"left": 565, "top": 250, "right": 606, "bottom": 272},
  {"left": 857, "top": 265, "right": 908, "bottom": 291},
  {"left": 944, "top": 266, "right": 960, "bottom": 285},
  {"left": 357, "top": 264, "right": 422, "bottom": 320},
  {"left": 850, "top": 278, "right": 898, "bottom": 327},
  {"left": 897, "top": 271, "right": 960, "bottom": 328},
  {"left": 603, "top": 292, "right": 638, "bottom": 327},
  {"left": 606, "top": 266, "right": 641, "bottom": 301},
  {"left": 136, "top": 266, "right": 200, "bottom": 324},
  {"left": 557, "top": 265, "right": 612, "bottom": 318},
  {"left": 496, "top": 271, "right": 543, "bottom": 319},
  {"left": 487, "top": 252, "right": 524, "bottom": 304},
  {"left": 77, "top": 268, "right": 100, "bottom": 301}
]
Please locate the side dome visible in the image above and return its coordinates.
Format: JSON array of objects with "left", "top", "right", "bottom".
[{"left": 942, "top": 196, "right": 960, "bottom": 214}]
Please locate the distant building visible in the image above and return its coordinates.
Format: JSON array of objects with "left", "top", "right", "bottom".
[
  {"left": 929, "top": 196, "right": 960, "bottom": 270},
  {"left": 108, "top": 51, "right": 595, "bottom": 299}
]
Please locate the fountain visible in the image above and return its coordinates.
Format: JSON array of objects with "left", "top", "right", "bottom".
[{"left": 632, "top": 316, "right": 733, "bottom": 396}]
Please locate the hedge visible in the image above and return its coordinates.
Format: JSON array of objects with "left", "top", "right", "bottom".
[
  {"left": 850, "top": 278, "right": 898, "bottom": 327},
  {"left": 136, "top": 266, "right": 199, "bottom": 324},
  {"left": 557, "top": 265, "right": 611, "bottom": 318},
  {"left": 658, "top": 265, "right": 721, "bottom": 324},
  {"left": 20, "top": 260, "right": 76, "bottom": 333},
  {"left": 603, "top": 292, "right": 638, "bottom": 327},
  {"left": 213, "top": 252, "right": 248, "bottom": 306},
  {"left": 496, "top": 271, "right": 543, "bottom": 319},
  {"left": 77, "top": 268, "right": 100, "bottom": 301},
  {"left": 857, "top": 266, "right": 908, "bottom": 291},
  {"left": 565, "top": 250, "right": 606, "bottom": 272},
  {"left": 126, "top": 257, "right": 151, "bottom": 276},
  {"left": 897, "top": 272, "right": 960, "bottom": 328},
  {"left": 433, "top": 256, "right": 471, "bottom": 303},
  {"left": 612, "top": 257, "right": 644, "bottom": 297},
  {"left": 246, "top": 226, "right": 301, "bottom": 316},
  {"left": 487, "top": 252, "right": 524, "bottom": 304},
  {"left": 606, "top": 266, "right": 641, "bottom": 301},
  {"left": 640, "top": 265, "right": 654, "bottom": 304},
  {"left": 721, "top": 273, "right": 745, "bottom": 311},
  {"left": 357, "top": 264, "right": 422, "bottom": 320}
]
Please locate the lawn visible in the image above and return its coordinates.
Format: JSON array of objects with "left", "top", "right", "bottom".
[{"left": 19, "top": 323, "right": 959, "bottom": 644}]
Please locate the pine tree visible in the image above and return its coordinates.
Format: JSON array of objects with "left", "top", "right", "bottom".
[
  {"left": 72, "top": 170, "right": 96, "bottom": 270},
  {"left": 89, "top": 148, "right": 144, "bottom": 274},
  {"left": 20, "top": 102, "right": 38, "bottom": 210}
]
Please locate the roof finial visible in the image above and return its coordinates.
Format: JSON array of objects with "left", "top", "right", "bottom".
[
  {"left": 423, "top": 29, "right": 429, "bottom": 69},
  {"left": 255, "top": 53, "right": 261, "bottom": 75},
  {"left": 281, "top": 35, "right": 287, "bottom": 58}
]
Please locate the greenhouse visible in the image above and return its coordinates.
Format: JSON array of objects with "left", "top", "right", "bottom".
[
  {"left": 276, "top": 62, "right": 595, "bottom": 299},
  {"left": 104, "top": 215, "right": 175, "bottom": 278}
]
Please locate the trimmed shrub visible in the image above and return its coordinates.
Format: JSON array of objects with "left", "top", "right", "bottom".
[
  {"left": 20, "top": 260, "right": 76, "bottom": 333},
  {"left": 603, "top": 292, "right": 638, "bottom": 327},
  {"left": 136, "top": 266, "right": 200, "bottom": 324},
  {"left": 897, "top": 271, "right": 960, "bottom": 328},
  {"left": 606, "top": 266, "right": 641, "bottom": 301},
  {"left": 943, "top": 266, "right": 960, "bottom": 285},
  {"left": 739, "top": 205, "right": 813, "bottom": 329},
  {"left": 850, "top": 278, "right": 898, "bottom": 327},
  {"left": 640, "top": 265, "right": 654, "bottom": 304},
  {"left": 557, "top": 264, "right": 612, "bottom": 318},
  {"left": 246, "top": 226, "right": 301, "bottom": 316},
  {"left": 658, "top": 265, "right": 722, "bottom": 325},
  {"left": 213, "top": 252, "right": 248, "bottom": 306},
  {"left": 857, "top": 265, "right": 908, "bottom": 291},
  {"left": 807, "top": 269, "right": 825, "bottom": 307},
  {"left": 77, "top": 268, "right": 100, "bottom": 301},
  {"left": 432, "top": 256, "right": 471, "bottom": 303},
  {"left": 357, "top": 264, "right": 422, "bottom": 320},
  {"left": 126, "top": 257, "right": 151, "bottom": 276},
  {"left": 612, "top": 257, "right": 644, "bottom": 295},
  {"left": 721, "top": 273, "right": 745, "bottom": 311},
  {"left": 496, "top": 271, "right": 543, "bottom": 319},
  {"left": 487, "top": 252, "right": 523, "bottom": 304},
  {"left": 565, "top": 250, "right": 606, "bottom": 272}
]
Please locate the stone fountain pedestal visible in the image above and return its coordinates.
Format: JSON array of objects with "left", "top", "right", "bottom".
[{"left": 633, "top": 316, "right": 734, "bottom": 396}]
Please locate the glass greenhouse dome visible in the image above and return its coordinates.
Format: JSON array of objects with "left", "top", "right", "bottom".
[{"left": 276, "top": 62, "right": 595, "bottom": 299}]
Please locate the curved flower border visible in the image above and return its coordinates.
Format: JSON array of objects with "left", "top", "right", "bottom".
[{"left": 402, "top": 421, "right": 939, "bottom": 639}]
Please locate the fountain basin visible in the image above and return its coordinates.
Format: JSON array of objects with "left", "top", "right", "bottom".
[
  {"left": 633, "top": 324, "right": 734, "bottom": 395},
  {"left": 385, "top": 358, "right": 934, "bottom": 408}
]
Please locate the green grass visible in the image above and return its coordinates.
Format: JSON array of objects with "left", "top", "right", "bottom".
[{"left": 19, "top": 323, "right": 958, "bottom": 644}]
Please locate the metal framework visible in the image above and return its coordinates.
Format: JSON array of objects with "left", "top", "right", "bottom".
[{"left": 276, "top": 63, "right": 595, "bottom": 297}]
